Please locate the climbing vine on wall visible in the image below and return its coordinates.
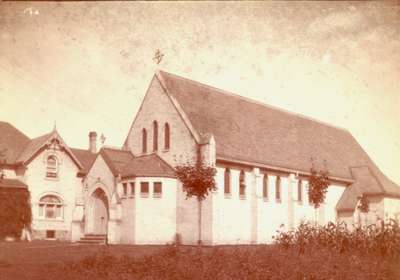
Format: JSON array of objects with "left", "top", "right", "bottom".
[
  {"left": 308, "top": 164, "right": 330, "bottom": 209},
  {"left": 0, "top": 185, "right": 32, "bottom": 239},
  {"left": 357, "top": 194, "right": 370, "bottom": 213},
  {"left": 175, "top": 159, "right": 217, "bottom": 202}
]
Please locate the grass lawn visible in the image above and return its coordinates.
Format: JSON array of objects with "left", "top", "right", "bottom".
[
  {"left": 0, "top": 241, "right": 165, "bottom": 280},
  {"left": 1, "top": 241, "right": 399, "bottom": 280}
]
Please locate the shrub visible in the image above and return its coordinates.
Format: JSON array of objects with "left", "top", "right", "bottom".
[{"left": 0, "top": 185, "right": 32, "bottom": 239}]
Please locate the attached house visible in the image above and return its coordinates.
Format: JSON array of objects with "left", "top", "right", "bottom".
[
  {"left": 1, "top": 70, "right": 399, "bottom": 245},
  {"left": 0, "top": 122, "right": 96, "bottom": 240}
]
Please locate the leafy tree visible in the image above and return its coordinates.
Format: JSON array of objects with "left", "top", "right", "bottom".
[
  {"left": 174, "top": 155, "right": 217, "bottom": 245},
  {"left": 308, "top": 161, "right": 330, "bottom": 209},
  {"left": 358, "top": 194, "right": 369, "bottom": 213},
  {"left": 0, "top": 149, "right": 32, "bottom": 239},
  {"left": 0, "top": 149, "right": 5, "bottom": 179}
]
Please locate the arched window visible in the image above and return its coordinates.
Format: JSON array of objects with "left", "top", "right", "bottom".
[
  {"left": 298, "top": 179, "right": 302, "bottom": 203},
  {"left": 164, "top": 123, "right": 170, "bottom": 150},
  {"left": 142, "top": 128, "right": 147, "bottom": 153},
  {"left": 153, "top": 121, "right": 158, "bottom": 152},
  {"left": 224, "top": 168, "right": 231, "bottom": 195},
  {"left": 239, "top": 170, "right": 246, "bottom": 197},
  {"left": 46, "top": 155, "right": 58, "bottom": 178},
  {"left": 276, "top": 176, "right": 281, "bottom": 201},
  {"left": 39, "top": 195, "right": 63, "bottom": 219},
  {"left": 263, "top": 174, "right": 268, "bottom": 199}
]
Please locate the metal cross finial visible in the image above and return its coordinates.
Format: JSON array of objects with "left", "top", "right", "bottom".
[{"left": 153, "top": 49, "right": 164, "bottom": 65}]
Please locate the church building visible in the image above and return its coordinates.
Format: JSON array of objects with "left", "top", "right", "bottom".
[{"left": 1, "top": 70, "right": 399, "bottom": 245}]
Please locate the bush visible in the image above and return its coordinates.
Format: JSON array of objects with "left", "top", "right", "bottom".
[{"left": 0, "top": 186, "right": 32, "bottom": 239}]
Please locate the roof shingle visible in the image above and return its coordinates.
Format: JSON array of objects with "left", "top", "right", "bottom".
[
  {"left": 0, "top": 121, "right": 30, "bottom": 164},
  {"left": 100, "top": 147, "right": 175, "bottom": 178},
  {"left": 156, "top": 70, "right": 400, "bottom": 202}
]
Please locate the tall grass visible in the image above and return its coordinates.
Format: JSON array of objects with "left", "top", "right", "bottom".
[
  {"left": 43, "top": 220, "right": 400, "bottom": 279},
  {"left": 273, "top": 219, "right": 400, "bottom": 258}
]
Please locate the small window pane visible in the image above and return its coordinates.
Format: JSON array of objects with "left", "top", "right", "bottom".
[
  {"left": 141, "top": 182, "right": 149, "bottom": 195},
  {"left": 130, "top": 182, "right": 135, "bottom": 195},
  {"left": 276, "top": 176, "right": 281, "bottom": 201},
  {"left": 55, "top": 205, "right": 62, "bottom": 218},
  {"left": 239, "top": 170, "right": 246, "bottom": 197},
  {"left": 122, "top": 183, "right": 128, "bottom": 196},
  {"left": 45, "top": 205, "right": 55, "bottom": 219},
  {"left": 298, "top": 180, "right": 302, "bottom": 202},
  {"left": 224, "top": 168, "right": 231, "bottom": 194},
  {"left": 263, "top": 174, "right": 268, "bottom": 199},
  {"left": 39, "top": 204, "right": 44, "bottom": 216},
  {"left": 46, "top": 230, "right": 55, "bottom": 239},
  {"left": 154, "top": 182, "right": 162, "bottom": 197}
]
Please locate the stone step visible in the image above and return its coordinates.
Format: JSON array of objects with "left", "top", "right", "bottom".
[
  {"left": 77, "top": 239, "right": 106, "bottom": 245},
  {"left": 81, "top": 235, "right": 107, "bottom": 240},
  {"left": 78, "top": 234, "right": 107, "bottom": 245}
]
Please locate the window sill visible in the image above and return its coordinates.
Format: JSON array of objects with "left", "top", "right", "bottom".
[
  {"left": 275, "top": 199, "right": 282, "bottom": 204},
  {"left": 263, "top": 198, "right": 269, "bottom": 202},
  {"left": 239, "top": 195, "right": 246, "bottom": 200},
  {"left": 45, "top": 177, "right": 60, "bottom": 182},
  {"left": 162, "top": 149, "right": 170, "bottom": 153},
  {"left": 37, "top": 218, "right": 64, "bottom": 222},
  {"left": 297, "top": 201, "right": 303, "bottom": 206},
  {"left": 140, "top": 194, "right": 149, "bottom": 198},
  {"left": 224, "top": 193, "right": 232, "bottom": 199},
  {"left": 129, "top": 195, "right": 135, "bottom": 199},
  {"left": 153, "top": 194, "right": 162, "bottom": 198}
]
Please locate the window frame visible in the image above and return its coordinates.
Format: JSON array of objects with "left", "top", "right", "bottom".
[
  {"left": 224, "top": 168, "right": 231, "bottom": 197},
  {"left": 130, "top": 182, "right": 135, "bottom": 197},
  {"left": 239, "top": 170, "right": 246, "bottom": 199},
  {"left": 140, "top": 182, "right": 149, "bottom": 197},
  {"left": 122, "top": 183, "right": 128, "bottom": 197},
  {"left": 297, "top": 179, "right": 303, "bottom": 204},
  {"left": 45, "top": 155, "right": 59, "bottom": 179},
  {"left": 142, "top": 128, "right": 147, "bottom": 153},
  {"left": 153, "top": 121, "right": 158, "bottom": 152},
  {"left": 38, "top": 195, "right": 63, "bottom": 220},
  {"left": 164, "top": 123, "right": 170, "bottom": 150},
  {"left": 275, "top": 176, "right": 281, "bottom": 202},
  {"left": 153, "top": 182, "right": 162, "bottom": 198},
  {"left": 263, "top": 174, "right": 269, "bottom": 201}
]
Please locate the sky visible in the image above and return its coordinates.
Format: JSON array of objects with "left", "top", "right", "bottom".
[{"left": 0, "top": 1, "right": 399, "bottom": 184}]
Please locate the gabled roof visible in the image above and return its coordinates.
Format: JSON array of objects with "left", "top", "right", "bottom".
[
  {"left": 155, "top": 70, "right": 400, "bottom": 202},
  {"left": 122, "top": 154, "right": 176, "bottom": 178},
  {"left": 100, "top": 147, "right": 135, "bottom": 176},
  {"left": 0, "top": 121, "right": 30, "bottom": 164},
  {"left": 16, "top": 130, "right": 83, "bottom": 169},
  {"left": 0, "top": 178, "right": 28, "bottom": 189},
  {"left": 71, "top": 148, "right": 97, "bottom": 175},
  {"left": 16, "top": 132, "right": 54, "bottom": 163},
  {"left": 0, "top": 122, "right": 91, "bottom": 173},
  {"left": 99, "top": 147, "right": 175, "bottom": 178}
]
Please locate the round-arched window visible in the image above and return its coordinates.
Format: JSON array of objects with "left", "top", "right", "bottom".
[
  {"left": 46, "top": 155, "right": 58, "bottom": 178},
  {"left": 39, "top": 195, "right": 63, "bottom": 219}
]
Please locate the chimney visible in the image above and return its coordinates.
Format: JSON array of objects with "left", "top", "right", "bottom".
[{"left": 89, "top": 131, "right": 97, "bottom": 153}]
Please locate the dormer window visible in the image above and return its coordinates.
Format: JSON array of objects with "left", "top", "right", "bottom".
[{"left": 46, "top": 155, "right": 58, "bottom": 178}]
